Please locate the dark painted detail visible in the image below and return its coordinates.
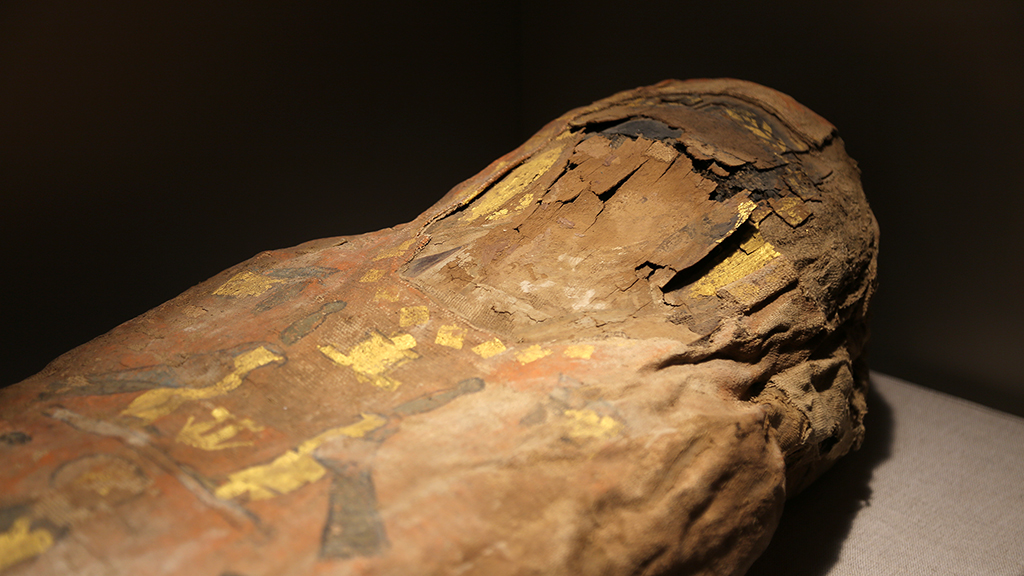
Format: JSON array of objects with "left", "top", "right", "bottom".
[
  {"left": 0, "top": 431, "right": 31, "bottom": 446},
  {"left": 706, "top": 164, "right": 786, "bottom": 202},
  {"left": 519, "top": 404, "right": 547, "bottom": 426},
  {"left": 50, "top": 454, "right": 150, "bottom": 507},
  {"left": 43, "top": 342, "right": 282, "bottom": 398},
  {"left": 266, "top": 266, "right": 338, "bottom": 280},
  {"left": 44, "top": 366, "right": 181, "bottom": 398},
  {"left": 280, "top": 300, "right": 348, "bottom": 345},
  {"left": 393, "top": 378, "right": 485, "bottom": 417},
  {"left": 255, "top": 281, "right": 310, "bottom": 314},
  {"left": 320, "top": 467, "right": 389, "bottom": 559},
  {"left": 0, "top": 504, "right": 33, "bottom": 532},
  {"left": 402, "top": 246, "right": 462, "bottom": 278},
  {"left": 660, "top": 93, "right": 703, "bottom": 106},
  {"left": 249, "top": 266, "right": 340, "bottom": 314},
  {"left": 601, "top": 118, "right": 682, "bottom": 141},
  {"left": 0, "top": 504, "right": 66, "bottom": 546}
]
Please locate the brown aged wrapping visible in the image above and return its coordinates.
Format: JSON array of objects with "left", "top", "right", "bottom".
[{"left": 0, "top": 79, "right": 878, "bottom": 576}]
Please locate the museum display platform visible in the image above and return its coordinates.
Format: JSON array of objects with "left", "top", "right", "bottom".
[{"left": 749, "top": 372, "right": 1024, "bottom": 576}]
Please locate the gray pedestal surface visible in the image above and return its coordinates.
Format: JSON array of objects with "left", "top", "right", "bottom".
[{"left": 749, "top": 372, "right": 1024, "bottom": 575}]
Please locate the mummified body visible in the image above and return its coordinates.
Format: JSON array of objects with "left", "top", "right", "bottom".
[{"left": 0, "top": 79, "right": 877, "bottom": 576}]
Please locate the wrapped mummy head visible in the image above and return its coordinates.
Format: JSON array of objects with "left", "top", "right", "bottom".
[
  {"left": 410, "top": 78, "right": 878, "bottom": 495},
  {"left": 0, "top": 79, "right": 877, "bottom": 575}
]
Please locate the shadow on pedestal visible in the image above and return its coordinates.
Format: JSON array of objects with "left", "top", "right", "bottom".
[{"left": 746, "top": 379, "right": 895, "bottom": 576}]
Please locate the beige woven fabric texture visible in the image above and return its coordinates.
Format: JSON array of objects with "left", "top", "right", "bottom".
[{"left": 748, "top": 372, "right": 1024, "bottom": 576}]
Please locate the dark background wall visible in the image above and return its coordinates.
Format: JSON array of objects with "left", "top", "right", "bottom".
[{"left": 2, "top": 1, "right": 1022, "bottom": 416}]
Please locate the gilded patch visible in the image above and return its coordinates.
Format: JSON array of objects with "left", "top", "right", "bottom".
[
  {"left": 0, "top": 517, "right": 53, "bottom": 572},
  {"left": 563, "top": 409, "right": 624, "bottom": 440},
  {"left": 398, "top": 306, "right": 430, "bottom": 328},
  {"left": 319, "top": 333, "right": 419, "bottom": 391},
  {"left": 215, "top": 414, "right": 386, "bottom": 501},
  {"left": 213, "top": 271, "right": 284, "bottom": 298},
  {"left": 435, "top": 325, "right": 466, "bottom": 349},
  {"left": 359, "top": 269, "right": 385, "bottom": 283},
  {"left": 516, "top": 345, "right": 552, "bottom": 365},
  {"left": 373, "top": 287, "right": 400, "bottom": 302},
  {"left": 176, "top": 407, "right": 265, "bottom": 451},
  {"left": 563, "top": 345, "right": 595, "bottom": 360},
  {"left": 465, "top": 147, "right": 562, "bottom": 221},
  {"left": 471, "top": 338, "right": 506, "bottom": 359},
  {"left": 769, "top": 196, "right": 812, "bottom": 227},
  {"left": 486, "top": 192, "right": 535, "bottom": 221},
  {"left": 373, "top": 238, "right": 417, "bottom": 261},
  {"left": 121, "top": 346, "right": 284, "bottom": 423},
  {"left": 723, "top": 107, "right": 787, "bottom": 152},
  {"left": 690, "top": 232, "right": 781, "bottom": 297}
]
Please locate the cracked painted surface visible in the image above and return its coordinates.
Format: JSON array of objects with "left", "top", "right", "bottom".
[{"left": 0, "top": 79, "right": 876, "bottom": 576}]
